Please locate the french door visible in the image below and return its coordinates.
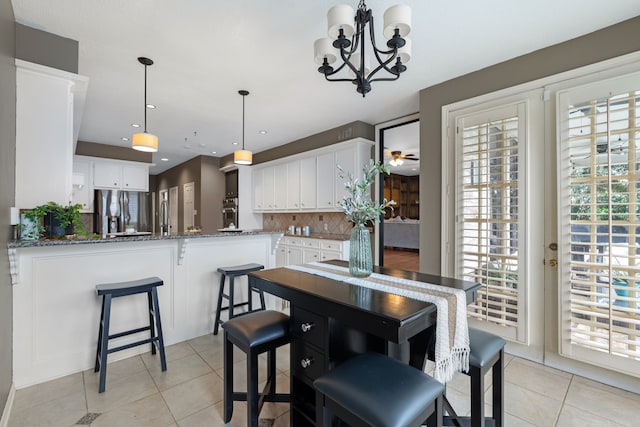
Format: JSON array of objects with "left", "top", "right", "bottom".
[
  {"left": 557, "top": 72, "right": 640, "bottom": 376},
  {"left": 444, "top": 63, "right": 640, "bottom": 379},
  {"left": 444, "top": 90, "right": 546, "bottom": 359}
]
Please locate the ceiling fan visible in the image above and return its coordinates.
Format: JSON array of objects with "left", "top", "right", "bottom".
[{"left": 385, "top": 150, "right": 419, "bottom": 166}]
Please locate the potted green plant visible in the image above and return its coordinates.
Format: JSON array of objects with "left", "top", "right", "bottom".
[
  {"left": 21, "top": 202, "right": 85, "bottom": 239},
  {"left": 338, "top": 160, "right": 396, "bottom": 277}
]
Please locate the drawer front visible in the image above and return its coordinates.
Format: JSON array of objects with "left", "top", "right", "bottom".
[
  {"left": 292, "top": 307, "right": 326, "bottom": 348},
  {"left": 320, "top": 240, "right": 342, "bottom": 251},
  {"left": 292, "top": 341, "right": 326, "bottom": 382},
  {"left": 320, "top": 250, "right": 341, "bottom": 261},
  {"left": 302, "top": 238, "right": 320, "bottom": 248},
  {"left": 286, "top": 237, "right": 302, "bottom": 246}
]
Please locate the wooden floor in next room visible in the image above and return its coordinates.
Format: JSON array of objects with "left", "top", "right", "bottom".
[{"left": 383, "top": 247, "right": 419, "bottom": 272}]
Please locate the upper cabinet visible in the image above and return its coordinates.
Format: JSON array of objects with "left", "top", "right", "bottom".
[
  {"left": 93, "top": 159, "right": 149, "bottom": 191},
  {"left": 14, "top": 60, "right": 89, "bottom": 209},
  {"left": 252, "top": 138, "right": 372, "bottom": 213}
]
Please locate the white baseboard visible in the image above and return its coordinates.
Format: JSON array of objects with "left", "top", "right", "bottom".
[{"left": 0, "top": 383, "right": 15, "bottom": 427}]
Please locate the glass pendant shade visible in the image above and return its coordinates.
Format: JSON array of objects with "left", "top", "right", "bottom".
[
  {"left": 234, "top": 149, "right": 252, "bottom": 165},
  {"left": 132, "top": 132, "right": 158, "bottom": 152}
]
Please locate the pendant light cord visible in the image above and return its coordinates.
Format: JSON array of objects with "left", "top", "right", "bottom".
[
  {"left": 143, "top": 63, "right": 148, "bottom": 134},
  {"left": 242, "top": 93, "right": 245, "bottom": 150}
]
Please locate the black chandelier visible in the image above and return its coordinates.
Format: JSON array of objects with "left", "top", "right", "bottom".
[{"left": 314, "top": 1, "right": 411, "bottom": 97}]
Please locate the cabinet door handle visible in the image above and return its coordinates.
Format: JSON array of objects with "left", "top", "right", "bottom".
[
  {"left": 300, "top": 322, "right": 315, "bottom": 332},
  {"left": 300, "top": 357, "right": 314, "bottom": 369}
]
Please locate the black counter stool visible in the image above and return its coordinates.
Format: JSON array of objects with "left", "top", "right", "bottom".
[
  {"left": 213, "top": 263, "right": 266, "bottom": 335},
  {"left": 94, "top": 277, "right": 167, "bottom": 393},
  {"left": 428, "top": 327, "right": 505, "bottom": 427},
  {"left": 464, "top": 327, "right": 505, "bottom": 427},
  {"left": 314, "top": 352, "right": 445, "bottom": 427},
  {"left": 222, "top": 310, "right": 290, "bottom": 427}
]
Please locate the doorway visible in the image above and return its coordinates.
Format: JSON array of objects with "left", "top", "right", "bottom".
[{"left": 375, "top": 115, "right": 420, "bottom": 271}]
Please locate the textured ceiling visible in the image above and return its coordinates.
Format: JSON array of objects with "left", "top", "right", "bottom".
[{"left": 11, "top": 0, "right": 640, "bottom": 174}]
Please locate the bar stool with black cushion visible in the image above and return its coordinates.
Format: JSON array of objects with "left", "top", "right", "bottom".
[
  {"left": 94, "top": 276, "right": 167, "bottom": 393},
  {"left": 427, "top": 327, "right": 506, "bottom": 427},
  {"left": 314, "top": 352, "right": 445, "bottom": 427},
  {"left": 213, "top": 263, "right": 266, "bottom": 335},
  {"left": 222, "top": 309, "right": 290, "bottom": 427}
]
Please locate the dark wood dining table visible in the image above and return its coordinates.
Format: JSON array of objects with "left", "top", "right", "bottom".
[{"left": 248, "top": 260, "right": 481, "bottom": 426}]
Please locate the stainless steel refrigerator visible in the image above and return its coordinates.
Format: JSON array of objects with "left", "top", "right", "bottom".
[{"left": 95, "top": 189, "right": 152, "bottom": 237}]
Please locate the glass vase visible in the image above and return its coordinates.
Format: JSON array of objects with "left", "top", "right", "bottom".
[{"left": 349, "top": 224, "right": 373, "bottom": 277}]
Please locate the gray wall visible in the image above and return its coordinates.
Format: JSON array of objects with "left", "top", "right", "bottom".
[
  {"left": 155, "top": 155, "right": 225, "bottom": 234},
  {"left": 219, "top": 120, "right": 374, "bottom": 168},
  {"left": 15, "top": 23, "right": 77, "bottom": 73},
  {"left": 0, "top": 0, "right": 15, "bottom": 416},
  {"left": 419, "top": 15, "right": 640, "bottom": 274}
]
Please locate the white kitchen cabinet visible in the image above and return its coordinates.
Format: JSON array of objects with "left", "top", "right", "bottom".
[
  {"left": 287, "top": 245, "right": 303, "bottom": 265},
  {"left": 299, "top": 157, "right": 317, "bottom": 209},
  {"left": 253, "top": 168, "right": 264, "bottom": 210},
  {"left": 122, "top": 165, "right": 149, "bottom": 191},
  {"left": 15, "top": 60, "right": 89, "bottom": 209},
  {"left": 287, "top": 161, "right": 301, "bottom": 209},
  {"left": 316, "top": 152, "right": 335, "bottom": 209},
  {"left": 273, "top": 164, "right": 287, "bottom": 210},
  {"left": 276, "top": 236, "right": 348, "bottom": 266},
  {"left": 93, "top": 161, "right": 120, "bottom": 189},
  {"left": 334, "top": 146, "right": 355, "bottom": 206},
  {"left": 320, "top": 240, "right": 346, "bottom": 261},
  {"left": 275, "top": 244, "right": 288, "bottom": 267},
  {"left": 72, "top": 158, "right": 93, "bottom": 212},
  {"left": 251, "top": 138, "right": 372, "bottom": 213},
  {"left": 262, "top": 166, "right": 275, "bottom": 210},
  {"left": 93, "top": 160, "right": 149, "bottom": 191}
]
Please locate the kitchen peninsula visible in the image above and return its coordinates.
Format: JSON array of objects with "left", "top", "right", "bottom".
[{"left": 7, "top": 231, "right": 283, "bottom": 388}]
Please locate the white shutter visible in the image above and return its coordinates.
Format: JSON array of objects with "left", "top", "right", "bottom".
[
  {"left": 557, "top": 72, "right": 640, "bottom": 377},
  {"left": 455, "top": 102, "right": 527, "bottom": 341}
]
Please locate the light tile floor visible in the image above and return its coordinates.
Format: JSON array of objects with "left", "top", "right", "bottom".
[{"left": 7, "top": 332, "right": 640, "bottom": 427}]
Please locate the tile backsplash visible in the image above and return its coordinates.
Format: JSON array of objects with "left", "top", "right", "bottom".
[{"left": 262, "top": 212, "right": 352, "bottom": 235}]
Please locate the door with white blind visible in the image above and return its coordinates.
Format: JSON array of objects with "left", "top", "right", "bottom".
[
  {"left": 557, "top": 72, "right": 640, "bottom": 376},
  {"left": 445, "top": 93, "right": 545, "bottom": 356}
]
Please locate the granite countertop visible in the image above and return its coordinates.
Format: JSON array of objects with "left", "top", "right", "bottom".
[{"left": 8, "top": 230, "right": 283, "bottom": 249}]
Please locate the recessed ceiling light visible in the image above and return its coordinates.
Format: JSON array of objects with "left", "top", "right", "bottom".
[
  {"left": 211, "top": 151, "right": 217, "bottom": 154},
  {"left": 146, "top": 104, "right": 156, "bottom": 109},
  {"left": 198, "top": 143, "right": 206, "bottom": 148},
  {"left": 411, "top": 168, "right": 417, "bottom": 171},
  {"left": 184, "top": 145, "right": 191, "bottom": 149},
  {"left": 259, "top": 130, "right": 267, "bottom": 135},
  {"left": 121, "top": 137, "right": 129, "bottom": 141},
  {"left": 131, "top": 123, "right": 141, "bottom": 128},
  {"left": 232, "top": 142, "right": 239, "bottom": 145},
  {"left": 161, "top": 158, "right": 169, "bottom": 162}
]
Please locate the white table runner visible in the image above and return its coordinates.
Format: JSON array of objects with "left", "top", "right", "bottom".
[{"left": 286, "top": 262, "right": 469, "bottom": 383}]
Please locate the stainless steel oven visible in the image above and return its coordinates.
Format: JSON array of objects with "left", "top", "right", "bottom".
[{"left": 222, "top": 198, "right": 238, "bottom": 228}]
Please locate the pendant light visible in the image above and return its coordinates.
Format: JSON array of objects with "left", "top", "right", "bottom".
[
  {"left": 233, "top": 90, "right": 252, "bottom": 165},
  {"left": 132, "top": 57, "right": 158, "bottom": 152}
]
